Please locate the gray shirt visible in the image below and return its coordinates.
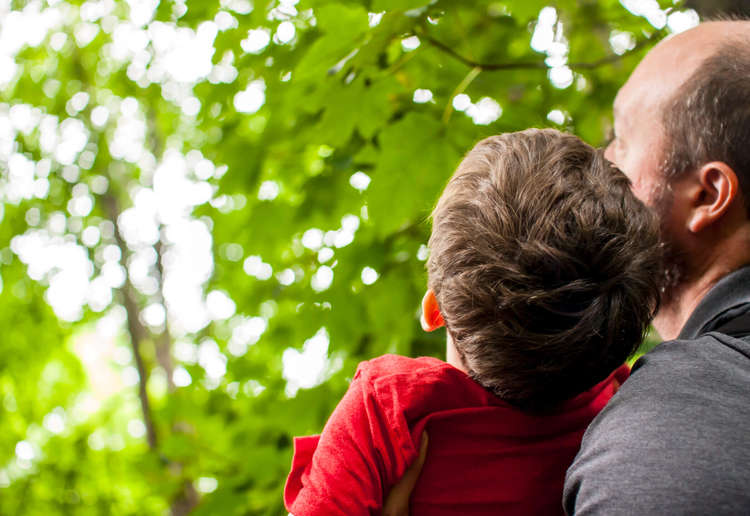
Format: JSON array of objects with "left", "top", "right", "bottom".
[{"left": 564, "top": 266, "right": 750, "bottom": 515}]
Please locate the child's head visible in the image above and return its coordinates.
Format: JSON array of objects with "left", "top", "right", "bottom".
[{"left": 426, "top": 129, "right": 662, "bottom": 411}]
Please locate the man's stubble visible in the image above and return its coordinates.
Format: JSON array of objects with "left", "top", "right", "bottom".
[{"left": 650, "top": 181, "right": 689, "bottom": 309}]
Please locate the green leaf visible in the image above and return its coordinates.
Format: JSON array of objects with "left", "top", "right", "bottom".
[
  {"left": 367, "top": 112, "right": 462, "bottom": 236},
  {"left": 295, "top": 4, "right": 369, "bottom": 79},
  {"left": 316, "top": 77, "right": 366, "bottom": 146},
  {"left": 357, "top": 77, "right": 401, "bottom": 138}
]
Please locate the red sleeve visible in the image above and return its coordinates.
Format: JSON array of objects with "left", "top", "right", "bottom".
[{"left": 283, "top": 364, "right": 416, "bottom": 516}]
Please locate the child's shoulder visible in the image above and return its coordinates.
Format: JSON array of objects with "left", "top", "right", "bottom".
[
  {"left": 353, "top": 354, "right": 497, "bottom": 414},
  {"left": 356, "top": 354, "right": 448, "bottom": 379}
]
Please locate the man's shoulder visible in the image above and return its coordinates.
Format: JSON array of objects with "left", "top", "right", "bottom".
[
  {"left": 585, "top": 332, "right": 750, "bottom": 445},
  {"left": 564, "top": 334, "right": 750, "bottom": 515},
  {"left": 624, "top": 332, "right": 750, "bottom": 401}
]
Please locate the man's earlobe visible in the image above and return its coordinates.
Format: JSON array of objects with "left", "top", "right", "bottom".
[
  {"left": 687, "top": 161, "right": 739, "bottom": 233},
  {"left": 420, "top": 290, "right": 445, "bottom": 332}
]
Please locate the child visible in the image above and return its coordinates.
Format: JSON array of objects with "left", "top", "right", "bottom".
[{"left": 284, "top": 129, "right": 662, "bottom": 515}]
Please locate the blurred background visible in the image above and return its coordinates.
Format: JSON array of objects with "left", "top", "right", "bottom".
[{"left": 0, "top": 0, "right": 743, "bottom": 514}]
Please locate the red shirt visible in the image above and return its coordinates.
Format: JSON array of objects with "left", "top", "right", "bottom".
[{"left": 284, "top": 354, "right": 628, "bottom": 516}]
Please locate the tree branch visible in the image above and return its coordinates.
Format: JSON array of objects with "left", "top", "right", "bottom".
[
  {"left": 143, "top": 81, "right": 198, "bottom": 516},
  {"left": 153, "top": 240, "right": 176, "bottom": 393},
  {"left": 443, "top": 66, "right": 481, "bottom": 124},
  {"left": 102, "top": 193, "right": 159, "bottom": 451},
  {"left": 568, "top": 37, "right": 655, "bottom": 70},
  {"left": 421, "top": 33, "right": 546, "bottom": 71},
  {"left": 418, "top": 31, "right": 657, "bottom": 72}
]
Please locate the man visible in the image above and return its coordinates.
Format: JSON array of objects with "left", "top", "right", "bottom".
[
  {"left": 562, "top": 20, "right": 750, "bottom": 514},
  {"left": 384, "top": 20, "right": 750, "bottom": 515}
]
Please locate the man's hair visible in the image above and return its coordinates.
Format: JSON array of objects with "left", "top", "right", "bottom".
[
  {"left": 427, "top": 129, "right": 662, "bottom": 411},
  {"left": 661, "top": 36, "right": 750, "bottom": 212}
]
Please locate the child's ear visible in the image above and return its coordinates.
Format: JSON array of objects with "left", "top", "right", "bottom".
[{"left": 421, "top": 290, "right": 445, "bottom": 332}]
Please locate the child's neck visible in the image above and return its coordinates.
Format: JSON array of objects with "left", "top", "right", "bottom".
[{"left": 446, "top": 335, "right": 469, "bottom": 374}]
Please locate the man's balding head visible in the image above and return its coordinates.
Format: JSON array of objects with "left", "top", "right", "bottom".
[
  {"left": 659, "top": 23, "right": 750, "bottom": 210},
  {"left": 609, "top": 21, "right": 750, "bottom": 202},
  {"left": 606, "top": 20, "right": 750, "bottom": 339},
  {"left": 616, "top": 21, "right": 749, "bottom": 117}
]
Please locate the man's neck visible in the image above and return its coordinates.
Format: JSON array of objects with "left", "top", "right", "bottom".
[
  {"left": 655, "top": 223, "right": 750, "bottom": 340},
  {"left": 654, "top": 259, "right": 750, "bottom": 341},
  {"left": 653, "top": 280, "right": 713, "bottom": 341}
]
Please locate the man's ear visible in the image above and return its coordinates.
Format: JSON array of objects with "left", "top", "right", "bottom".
[
  {"left": 420, "top": 290, "right": 445, "bottom": 332},
  {"left": 687, "top": 161, "right": 740, "bottom": 233}
]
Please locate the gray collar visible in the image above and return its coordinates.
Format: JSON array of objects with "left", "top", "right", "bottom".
[{"left": 678, "top": 265, "right": 750, "bottom": 340}]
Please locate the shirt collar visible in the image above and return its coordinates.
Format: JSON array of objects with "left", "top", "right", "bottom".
[{"left": 678, "top": 265, "right": 750, "bottom": 340}]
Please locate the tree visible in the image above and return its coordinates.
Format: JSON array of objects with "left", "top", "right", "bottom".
[{"left": 0, "top": 0, "right": 691, "bottom": 513}]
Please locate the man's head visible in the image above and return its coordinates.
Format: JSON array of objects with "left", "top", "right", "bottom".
[
  {"left": 606, "top": 21, "right": 750, "bottom": 330},
  {"left": 426, "top": 129, "right": 662, "bottom": 411}
]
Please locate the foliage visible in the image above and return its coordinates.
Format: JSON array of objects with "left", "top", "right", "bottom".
[{"left": 0, "top": 0, "right": 689, "bottom": 513}]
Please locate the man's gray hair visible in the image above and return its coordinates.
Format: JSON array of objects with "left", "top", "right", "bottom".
[{"left": 661, "top": 34, "right": 750, "bottom": 212}]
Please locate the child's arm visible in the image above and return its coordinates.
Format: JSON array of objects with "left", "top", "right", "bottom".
[{"left": 284, "top": 365, "right": 417, "bottom": 516}]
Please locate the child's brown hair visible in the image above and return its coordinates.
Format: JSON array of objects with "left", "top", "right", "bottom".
[{"left": 428, "top": 129, "right": 662, "bottom": 411}]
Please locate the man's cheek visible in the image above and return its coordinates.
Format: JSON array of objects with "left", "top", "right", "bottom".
[
  {"left": 603, "top": 142, "right": 616, "bottom": 163},
  {"left": 627, "top": 180, "right": 654, "bottom": 206}
]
